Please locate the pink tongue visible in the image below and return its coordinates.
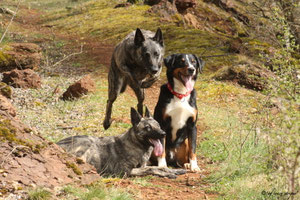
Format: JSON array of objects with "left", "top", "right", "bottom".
[
  {"left": 150, "top": 139, "right": 163, "bottom": 157},
  {"left": 182, "top": 76, "right": 193, "bottom": 91}
]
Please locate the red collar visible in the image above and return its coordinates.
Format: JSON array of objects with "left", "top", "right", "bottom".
[{"left": 167, "top": 83, "right": 192, "bottom": 100}]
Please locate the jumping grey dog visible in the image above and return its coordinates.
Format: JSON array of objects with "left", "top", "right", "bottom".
[
  {"left": 57, "top": 107, "right": 185, "bottom": 178},
  {"left": 103, "top": 28, "right": 164, "bottom": 130}
]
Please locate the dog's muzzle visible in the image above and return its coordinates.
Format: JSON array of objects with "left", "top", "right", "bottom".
[{"left": 149, "top": 65, "right": 161, "bottom": 75}]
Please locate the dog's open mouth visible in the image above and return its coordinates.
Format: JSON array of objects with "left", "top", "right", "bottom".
[
  {"left": 180, "top": 73, "right": 194, "bottom": 91},
  {"left": 149, "top": 138, "right": 163, "bottom": 157}
]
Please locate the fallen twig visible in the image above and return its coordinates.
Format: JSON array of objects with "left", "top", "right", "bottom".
[
  {"left": 0, "top": 7, "right": 16, "bottom": 15},
  {"left": 0, "top": 145, "right": 30, "bottom": 168},
  {"left": 200, "top": 53, "right": 234, "bottom": 58},
  {"left": 0, "top": 0, "right": 21, "bottom": 44},
  {"left": 52, "top": 44, "right": 84, "bottom": 67}
]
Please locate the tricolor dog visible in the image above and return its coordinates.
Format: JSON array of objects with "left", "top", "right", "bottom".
[{"left": 153, "top": 53, "right": 204, "bottom": 172}]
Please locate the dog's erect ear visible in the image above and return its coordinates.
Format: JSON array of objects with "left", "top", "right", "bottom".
[
  {"left": 192, "top": 54, "right": 205, "bottom": 73},
  {"left": 164, "top": 55, "right": 175, "bottom": 69},
  {"left": 134, "top": 28, "right": 145, "bottom": 46},
  {"left": 144, "top": 106, "right": 152, "bottom": 118},
  {"left": 131, "top": 107, "right": 142, "bottom": 126},
  {"left": 153, "top": 28, "right": 164, "bottom": 47}
]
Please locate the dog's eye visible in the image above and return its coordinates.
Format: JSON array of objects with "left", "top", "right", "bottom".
[
  {"left": 145, "top": 52, "right": 150, "bottom": 58},
  {"left": 154, "top": 51, "right": 159, "bottom": 57},
  {"left": 191, "top": 59, "right": 196, "bottom": 64},
  {"left": 144, "top": 125, "right": 152, "bottom": 132}
]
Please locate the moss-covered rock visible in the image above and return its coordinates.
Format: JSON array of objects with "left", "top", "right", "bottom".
[
  {"left": 66, "top": 161, "right": 83, "bottom": 175},
  {"left": 0, "top": 43, "right": 42, "bottom": 72},
  {"left": 211, "top": 59, "right": 274, "bottom": 91},
  {"left": 0, "top": 82, "right": 12, "bottom": 98}
]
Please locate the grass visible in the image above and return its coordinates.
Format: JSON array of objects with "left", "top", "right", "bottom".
[
  {"left": 27, "top": 188, "right": 52, "bottom": 200},
  {"left": 61, "top": 183, "right": 132, "bottom": 200},
  {"left": 36, "top": 0, "right": 238, "bottom": 71},
  {"left": 13, "top": 74, "right": 135, "bottom": 142}
]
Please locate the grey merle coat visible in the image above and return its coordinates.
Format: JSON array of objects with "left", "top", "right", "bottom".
[
  {"left": 103, "top": 28, "right": 165, "bottom": 130},
  {"left": 57, "top": 107, "right": 187, "bottom": 178}
]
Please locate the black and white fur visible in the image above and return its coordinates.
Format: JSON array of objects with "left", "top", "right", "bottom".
[
  {"left": 103, "top": 28, "right": 164, "bottom": 130},
  {"left": 153, "top": 53, "right": 204, "bottom": 172}
]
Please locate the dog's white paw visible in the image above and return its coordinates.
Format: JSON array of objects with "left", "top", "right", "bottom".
[
  {"left": 190, "top": 159, "right": 200, "bottom": 172},
  {"left": 158, "top": 157, "right": 167, "bottom": 168},
  {"left": 184, "top": 163, "right": 190, "bottom": 169}
]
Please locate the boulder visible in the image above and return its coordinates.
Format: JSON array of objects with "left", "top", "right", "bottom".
[
  {"left": 175, "top": 0, "right": 197, "bottom": 13},
  {"left": 114, "top": 2, "right": 132, "bottom": 8},
  {"left": 0, "top": 94, "right": 16, "bottom": 117},
  {"left": 62, "top": 75, "right": 96, "bottom": 100},
  {"left": 2, "top": 69, "right": 42, "bottom": 89},
  {"left": 144, "top": 0, "right": 162, "bottom": 6},
  {"left": 0, "top": 43, "right": 42, "bottom": 72},
  {"left": 0, "top": 109, "right": 100, "bottom": 198},
  {"left": 212, "top": 61, "right": 275, "bottom": 91},
  {"left": 148, "top": 0, "right": 178, "bottom": 21}
]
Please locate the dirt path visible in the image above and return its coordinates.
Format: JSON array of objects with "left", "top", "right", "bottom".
[{"left": 2, "top": 5, "right": 216, "bottom": 200}]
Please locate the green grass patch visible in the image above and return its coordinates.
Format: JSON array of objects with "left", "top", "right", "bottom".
[
  {"left": 37, "top": 0, "right": 236, "bottom": 71},
  {"left": 62, "top": 182, "right": 132, "bottom": 200},
  {"left": 27, "top": 187, "right": 52, "bottom": 200},
  {"left": 13, "top": 74, "right": 136, "bottom": 142},
  {"left": 195, "top": 80, "right": 283, "bottom": 199}
]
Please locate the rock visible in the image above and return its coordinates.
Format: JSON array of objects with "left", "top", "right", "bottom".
[
  {"left": 114, "top": 2, "right": 132, "bottom": 8},
  {"left": 0, "top": 110, "right": 100, "bottom": 197},
  {"left": 212, "top": 61, "right": 275, "bottom": 91},
  {"left": 183, "top": 13, "right": 202, "bottom": 29},
  {"left": 175, "top": 0, "right": 197, "bottom": 14},
  {"left": 0, "top": 82, "right": 12, "bottom": 98},
  {"left": 148, "top": 0, "right": 178, "bottom": 21},
  {"left": 0, "top": 43, "right": 42, "bottom": 72},
  {"left": 0, "top": 94, "right": 16, "bottom": 117},
  {"left": 62, "top": 75, "right": 96, "bottom": 100},
  {"left": 226, "top": 37, "right": 246, "bottom": 53},
  {"left": 145, "top": 0, "right": 162, "bottom": 6},
  {"left": 2, "top": 69, "right": 42, "bottom": 89}
]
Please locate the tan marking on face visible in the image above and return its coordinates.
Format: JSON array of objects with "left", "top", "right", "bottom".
[{"left": 173, "top": 67, "right": 189, "bottom": 82}]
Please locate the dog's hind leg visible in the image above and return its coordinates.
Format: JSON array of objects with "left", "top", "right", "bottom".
[{"left": 103, "top": 66, "right": 125, "bottom": 130}]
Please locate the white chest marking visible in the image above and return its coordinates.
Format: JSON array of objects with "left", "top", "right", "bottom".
[{"left": 165, "top": 95, "right": 195, "bottom": 142}]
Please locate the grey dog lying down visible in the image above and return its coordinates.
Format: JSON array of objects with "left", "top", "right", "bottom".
[{"left": 57, "top": 107, "right": 186, "bottom": 178}]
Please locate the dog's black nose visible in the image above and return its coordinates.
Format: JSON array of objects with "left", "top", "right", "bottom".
[
  {"left": 188, "top": 68, "right": 195, "bottom": 75},
  {"left": 150, "top": 66, "right": 159, "bottom": 74},
  {"left": 160, "top": 130, "right": 166, "bottom": 137}
]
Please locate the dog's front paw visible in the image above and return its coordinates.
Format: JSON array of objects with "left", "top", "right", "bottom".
[
  {"left": 157, "top": 157, "right": 167, "bottom": 168},
  {"left": 190, "top": 165, "right": 201, "bottom": 172},
  {"left": 190, "top": 160, "right": 201, "bottom": 172},
  {"left": 184, "top": 163, "right": 190, "bottom": 170},
  {"left": 184, "top": 161, "right": 201, "bottom": 172},
  {"left": 103, "top": 119, "right": 112, "bottom": 130}
]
